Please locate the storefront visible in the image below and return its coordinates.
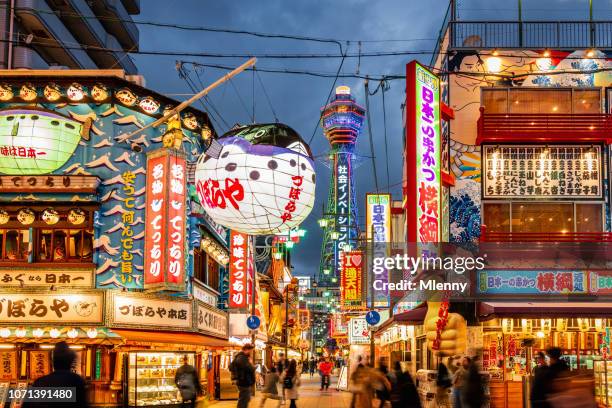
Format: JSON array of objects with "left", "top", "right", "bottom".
[{"left": 0, "top": 71, "right": 230, "bottom": 407}]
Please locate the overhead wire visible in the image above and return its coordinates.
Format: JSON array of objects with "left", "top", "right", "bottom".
[
  {"left": 228, "top": 76, "right": 253, "bottom": 123},
  {"left": 190, "top": 65, "right": 232, "bottom": 130},
  {"left": 381, "top": 79, "right": 391, "bottom": 190},
  {"left": 176, "top": 63, "right": 224, "bottom": 131},
  {"left": 255, "top": 70, "right": 279, "bottom": 122},
  {"left": 363, "top": 77, "right": 380, "bottom": 193}
]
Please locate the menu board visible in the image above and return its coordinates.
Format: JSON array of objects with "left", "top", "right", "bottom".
[{"left": 483, "top": 145, "right": 602, "bottom": 199}]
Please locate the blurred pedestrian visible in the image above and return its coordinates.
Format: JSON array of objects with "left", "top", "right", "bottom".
[
  {"left": 531, "top": 351, "right": 550, "bottom": 408},
  {"left": 435, "top": 360, "right": 452, "bottom": 407},
  {"left": 309, "top": 358, "right": 316, "bottom": 378},
  {"left": 547, "top": 372, "right": 597, "bottom": 408},
  {"left": 389, "top": 361, "right": 421, "bottom": 408},
  {"left": 260, "top": 366, "right": 282, "bottom": 408},
  {"left": 175, "top": 355, "right": 202, "bottom": 408},
  {"left": 280, "top": 360, "right": 301, "bottom": 408},
  {"left": 462, "top": 354, "right": 484, "bottom": 408},
  {"left": 23, "top": 342, "right": 88, "bottom": 408},
  {"left": 319, "top": 357, "right": 333, "bottom": 391},
  {"left": 351, "top": 364, "right": 390, "bottom": 408},
  {"left": 375, "top": 358, "right": 392, "bottom": 407},
  {"left": 452, "top": 357, "right": 469, "bottom": 408},
  {"left": 230, "top": 344, "right": 256, "bottom": 408},
  {"left": 276, "top": 353, "right": 287, "bottom": 404}
]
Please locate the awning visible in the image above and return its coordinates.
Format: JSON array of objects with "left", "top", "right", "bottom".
[
  {"left": 478, "top": 302, "right": 612, "bottom": 321},
  {"left": 0, "top": 327, "right": 123, "bottom": 345},
  {"left": 113, "top": 329, "right": 230, "bottom": 348},
  {"left": 375, "top": 304, "right": 427, "bottom": 335}
]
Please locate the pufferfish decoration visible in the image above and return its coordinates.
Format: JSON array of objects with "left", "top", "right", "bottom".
[
  {"left": 43, "top": 83, "right": 62, "bottom": 102},
  {"left": 194, "top": 123, "right": 316, "bottom": 235},
  {"left": 19, "top": 84, "right": 37, "bottom": 101}
]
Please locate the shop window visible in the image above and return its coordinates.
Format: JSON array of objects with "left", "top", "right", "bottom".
[
  {"left": 193, "top": 247, "right": 207, "bottom": 283},
  {"left": 573, "top": 89, "right": 600, "bottom": 114},
  {"left": 482, "top": 89, "right": 508, "bottom": 113},
  {"left": 0, "top": 230, "right": 30, "bottom": 260},
  {"left": 482, "top": 88, "right": 602, "bottom": 114},
  {"left": 509, "top": 89, "right": 572, "bottom": 114},
  {"left": 207, "top": 256, "right": 219, "bottom": 291},
  {"left": 482, "top": 203, "right": 510, "bottom": 233},
  {"left": 37, "top": 229, "right": 93, "bottom": 262},
  {"left": 483, "top": 202, "right": 603, "bottom": 233}
]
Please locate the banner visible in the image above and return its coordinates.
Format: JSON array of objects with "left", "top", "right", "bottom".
[
  {"left": 478, "top": 270, "right": 587, "bottom": 295},
  {"left": 340, "top": 251, "right": 363, "bottom": 310},
  {"left": 229, "top": 231, "right": 248, "bottom": 309},
  {"left": 348, "top": 317, "right": 369, "bottom": 345},
  {"left": 366, "top": 194, "right": 391, "bottom": 308},
  {"left": 0, "top": 352, "right": 15, "bottom": 380}
]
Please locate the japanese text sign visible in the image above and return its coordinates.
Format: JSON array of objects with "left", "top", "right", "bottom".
[
  {"left": 335, "top": 153, "right": 352, "bottom": 271},
  {"left": 196, "top": 302, "right": 228, "bottom": 338},
  {"left": 229, "top": 231, "right": 249, "bottom": 309},
  {"left": 0, "top": 292, "right": 103, "bottom": 324},
  {"left": 341, "top": 251, "right": 363, "bottom": 310},
  {"left": 144, "top": 149, "right": 187, "bottom": 291},
  {"left": 477, "top": 270, "right": 588, "bottom": 295},
  {"left": 406, "top": 61, "right": 441, "bottom": 243},
  {"left": 109, "top": 293, "right": 192, "bottom": 330},
  {"left": 367, "top": 194, "right": 391, "bottom": 308},
  {"left": 348, "top": 317, "right": 369, "bottom": 345}
]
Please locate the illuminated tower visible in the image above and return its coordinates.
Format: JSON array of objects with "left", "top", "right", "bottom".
[{"left": 318, "top": 86, "right": 365, "bottom": 287}]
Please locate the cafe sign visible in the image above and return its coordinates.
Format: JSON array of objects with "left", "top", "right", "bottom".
[
  {"left": 196, "top": 302, "right": 228, "bottom": 339},
  {"left": 0, "top": 291, "right": 103, "bottom": 324},
  {"left": 107, "top": 292, "right": 192, "bottom": 331}
]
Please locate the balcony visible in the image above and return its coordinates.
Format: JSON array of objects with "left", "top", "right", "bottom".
[
  {"left": 450, "top": 21, "right": 612, "bottom": 50},
  {"left": 476, "top": 107, "right": 612, "bottom": 145},
  {"left": 480, "top": 225, "right": 612, "bottom": 243}
]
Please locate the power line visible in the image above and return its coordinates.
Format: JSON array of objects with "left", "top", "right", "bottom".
[
  {"left": 255, "top": 70, "right": 279, "bottom": 122},
  {"left": 364, "top": 78, "right": 380, "bottom": 193},
  {"left": 191, "top": 66, "right": 232, "bottom": 130},
  {"left": 381, "top": 79, "right": 391, "bottom": 191}
]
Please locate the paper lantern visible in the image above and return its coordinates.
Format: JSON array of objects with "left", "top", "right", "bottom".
[
  {"left": 14, "top": 327, "right": 26, "bottom": 337},
  {"left": 91, "top": 84, "right": 109, "bottom": 102},
  {"left": 32, "top": 328, "right": 44, "bottom": 338},
  {"left": 195, "top": 123, "right": 316, "bottom": 235},
  {"left": 67, "top": 328, "right": 79, "bottom": 339},
  {"left": 115, "top": 88, "right": 137, "bottom": 106},
  {"left": 541, "top": 319, "right": 552, "bottom": 334},
  {"left": 557, "top": 318, "right": 568, "bottom": 331},
  {"left": 0, "top": 210, "right": 8, "bottom": 225},
  {"left": 66, "top": 83, "right": 84, "bottom": 101},
  {"left": 521, "top": 319, "right": 533, "bottom": 334},
  {"left": 0, "top": 84, "right": 13, "bottom": 101},
  {"left": 0, "top": 328, "right": 10, "bottom": 338},
  {"left": 578, "top": 318, "right": 590, "bottom": 332},
  {"left": 595, "top": 318, "right": 606, "bottom": 332},
  {"left": 0, "top": 109, "right": 83, "bottom": 175},
  {"left": 20, "top": 84, "right": 37, "bottom": 101},
  {"left": 139, "top": 96, "right": 160, "bottom": 114},
  {"left": 501, "top": 318, "right": 513, "bottom": 334},
  {"left": 41, "top": 208, "right": 60, "bottom": 225},
  {"left": 17, "top": 208, "right": 35, "bottom": 225},
  {"left": 49, "top": 328, "right": 60, "bottom": 338},
  {"left": 43, "top": 83, "right": 62, "bottom": 102},
  {"left": 68, "top": 208, "right": 86, "bottom": 225},
  {"left": 86, "top": 328, "right": 98, "bottom": 339}
]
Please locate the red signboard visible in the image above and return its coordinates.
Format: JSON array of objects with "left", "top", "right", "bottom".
[
  {"left": 229, "top": 231, "right": 248, "bottom": 308},
  {"left": 340, "top": 251, "right": 363, "bottom": 310},
  {"left": 143, "top": 149, "right": 187, "bottom": 291}
]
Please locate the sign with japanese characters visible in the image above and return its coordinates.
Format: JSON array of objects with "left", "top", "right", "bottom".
[
  {"left": 0, "top": 352, "right": 15, "bottom": 380},
  {"left": 341, "top": 251, "right": 363, "bottom": 310},
  {"left": 29, "top": 352, "right": 49, "bottom": 381},
  {"left": 0, "top": 292, "right": 103, "bottom": 324},
  {"left": 0, "top": 175, "right": 98, "bottom": 192},
  {"left": 229, "top": 231, "right": 248, "bottom": 309},
  {"left": 477, "top": 270, "right": 588, "bottom": 295},
  {"left": 483, "top": 145, "right": 602, "bottom": 199},
  {"left": 143, "top": 149, "right": 187, "bottom": 291},
  {"left": 330, "top": 313, "right": 348, "bottom": 337},
  {"left": 366, "top": 194, "right": 391, "bottom": 308},
  {"left": 196, "top": 302, "right": 228, "bottom": 338},
  {"left": 193, "top": 281, "right": 219, "bottom": 308},
  {"left": 406, "top": 61, "right": 441, "bottom": 243},
  {"left": 0, "top": 269, "right": 93, "bottom": 288},
  {"left": 119, "top": 170, "right": 136, "bottom": 285},
  {"left": 335, "top": 152, "right": 352, "bottom": 271},
  {"left": 348, "top": 317, "right": 370, "bottom": 345},
  {"left": 108, "top": 293, "right": 192, "bottom": 330}
]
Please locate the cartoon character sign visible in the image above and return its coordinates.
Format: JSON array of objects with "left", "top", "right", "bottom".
[{"left": 194, "top": 123, "right": 316, "bottom": 235}]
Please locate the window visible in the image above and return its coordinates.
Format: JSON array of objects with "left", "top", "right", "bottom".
[
  {"left": 481, "top": 88, "right": 602, "bottom": 114},
  {"left": 193, "top": 247, "right": 207, "bottom": 283},
  {"left": 483, "top": 202, "right": 603, "bottom": 233},
  {"left": 0, "top": 207, "right": 93, "bottom": 263},
  {"left": 207, "top": 256, "right": 219, "bottom": 291}
]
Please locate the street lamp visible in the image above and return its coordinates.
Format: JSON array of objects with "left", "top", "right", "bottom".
[
  {"left": 330, "top": 231, "right": 340, "bottom": 240},
  {"left": 318, "top": 218, "right": 328, "bottom": 228},
  {"left": 323, "top": 269, "right": 331, "bottom": 275}
]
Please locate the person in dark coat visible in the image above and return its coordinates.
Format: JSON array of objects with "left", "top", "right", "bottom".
[
  {"left": 531, "top": 351, "right": 550, "bottom": 408},
  {"left": 229, "top": 344, "right": 256, "bottom": 408},
  {"left": 462, "top": 354, "right": 484, "bottom": 408},
  {"left": 174, "top": 355, "right": 202, "bottom": 408},
  {"left": 389, "top": 361, "right": 421, "bottom": 408},
  {"left": 23, "top": 341, "right": 89, "bottom": 408}
]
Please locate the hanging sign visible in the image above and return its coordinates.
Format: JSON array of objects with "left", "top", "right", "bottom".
[
  {"left": 366, "top": 193, "right": 391, "bottom": 308},
  {"left": 29, "top": 352, "right": 49, "bottom": 381},
  {"left": 196, "top": 302, "right": 228, "bottom": 338},
  {"left": 483, "top": 145, "right": 602, "bottom": 199},
  {"left": 0, "top": 269, "right": 93, "bottom": 288},
  {"left": 143, "top": 149, "right": 187, "bottom": 291},
  {"left": 348, "top": 317, "right": 369, "bottom": 345},
  {"left": 0, "top": 352, "right": 15, "bottom": 380},
  {"left": 340, "top": 251, "right": 363, "bottom": 310},
  {"left": 108, "top": 293, "right": 192, "bottom": 331},
  {"left": 229, "top": 231, "right": 248, "bottom": 309},
  {"left": 405, "top": 61, "right": 441, "bottom": 243},
  {"left": 335, "top": 152, "right": 352, "bottom": 272}
]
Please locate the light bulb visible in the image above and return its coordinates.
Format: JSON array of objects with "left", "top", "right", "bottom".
[
  {"left": 67, "top": 328, "right": 79, "bottom": 339},
  {"left": 49, "top": 328, "right": 60, "bottom": 338},
  {"left": 0, "top": 328, "right": 10, "bottom": 338},
  {"left": 33, "top": 328, "right": 44, "bottom": 338},
  {"left": 87, "top": 328, "right": 98, "bottom": 339}
]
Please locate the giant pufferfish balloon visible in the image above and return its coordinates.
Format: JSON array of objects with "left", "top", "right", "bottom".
[{"left": 194, "top": 123, "right": 316, "bottom": 235}]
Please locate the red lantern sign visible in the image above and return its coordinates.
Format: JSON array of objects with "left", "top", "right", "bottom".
[{"left": 143, "top": 149, "right": 187, "bottom": 291}]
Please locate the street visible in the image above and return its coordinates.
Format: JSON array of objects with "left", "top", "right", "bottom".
[{"left": 212, "top": 374, "right": 353, "bottom": 408}]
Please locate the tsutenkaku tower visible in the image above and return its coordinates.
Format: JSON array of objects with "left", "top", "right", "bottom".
[{"left": 318, "top": 86, "right": 365, "bottom": 286}]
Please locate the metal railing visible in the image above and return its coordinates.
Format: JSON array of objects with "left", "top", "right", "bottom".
[{"left": 450, "top": 21, "right": 612, "bottom": 49}]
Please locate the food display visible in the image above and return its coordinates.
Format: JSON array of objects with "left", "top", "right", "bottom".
[{"left": 128, "top": 352, "right": 196, "bottom": 407}]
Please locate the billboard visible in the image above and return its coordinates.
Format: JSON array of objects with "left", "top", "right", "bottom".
[
  {"left": 229, "top": 231, "right": 248, "bottom": 309},
  {"left": 405, "top": 61, "right": 441, "bottom": 243},
  {"left": 340, "top": 251, "right": 363, "bottom": 310},
  {"left": 366, "top": 194, "right": 391, "bottom": 308}
]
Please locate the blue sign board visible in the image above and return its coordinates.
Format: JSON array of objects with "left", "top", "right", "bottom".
[
  {"left": 365, "top": 310, "right": 381, "bottom": 326},
  {"left": 246, "top": 315, "right": 261, "bottom": 330}
]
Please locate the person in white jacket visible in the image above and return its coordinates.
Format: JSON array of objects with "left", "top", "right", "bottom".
[{"left": 280, "top": 360, "right": 301, "bottom": 408}]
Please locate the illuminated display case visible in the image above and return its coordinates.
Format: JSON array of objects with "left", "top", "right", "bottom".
[
  {"left": 127, "top": 351, "right": 195, "bottom": 407},
  {"left": 594, "top": 360, "right": 611, "bottom": 406}
]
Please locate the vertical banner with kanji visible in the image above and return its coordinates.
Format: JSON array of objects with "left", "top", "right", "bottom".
[
  {"left": 143, "top": 148, "right": 187, "bottom": 291},
  {"left": 405, "top": 61, "right": 441, "bottom": 243},
  {"left": 366, "top": 193, "right": 391, "bottom": 308},
  {"left": 229, "top": 231, "right": 248, "bottom": 309},
  {"left": 341, "top": 250, "right": 363, "bottom": 310}
]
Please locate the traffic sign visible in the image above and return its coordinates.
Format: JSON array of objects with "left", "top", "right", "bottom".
[
  {"left": 365, "top": 310, "right": 381, "bottom": 325},
  {"left": 246, "top": 315, "right": 261, "bottom": 330}
]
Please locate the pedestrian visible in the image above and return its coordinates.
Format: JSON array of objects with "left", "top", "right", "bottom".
[
  {"left": 375, "top": 358, "right": 392, "bottom": 407},
  {"left": 23, "top": 342, "right": 89, "bottom": 408},
  {"left": 531, "top": 351, "right": 550, "bottom": 408},
  {"left": 260, "top": 366, "right": 282, "bottom": 408},
  {"left": 318, "top": 356, "right": 333, "bottom": 391},
  {"left": 351, "top": 364, "right": 390, "bottom": 408},
  {"left": 543, "top": 347, "right": 570, "bottom": 406},
  {"left": 309, "top": 358, "right": 316, "bottom": 378},
  {"left": 452, "top": 357, "right": 469, "bottom": 408},
  {"left": 174, "top": 355, "right": 202, "bottom": 408},
  {"left": 389, "top": 361, "right": 421, "bottom": 408},
  {"left": 230, "top": 344, "right": 256, "bottom": 408},
  {"left": 276, "top": 353, "right": 287, "bottom": 404},
  {"left": 435, "top": 360, "right": 452, "bottom": 407},
  {"left": 547, "top": 371, "right": 597, "bottom": 408},
  {"left": 280, "top": 360, "right": 301, "bottom": 408},
  {"left": 462, "top": 354, "right": 484, "bottom": 408}
]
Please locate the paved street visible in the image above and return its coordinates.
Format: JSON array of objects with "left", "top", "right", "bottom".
[{"left": 212, "top": 374, "right": 353, "bottom": 408}]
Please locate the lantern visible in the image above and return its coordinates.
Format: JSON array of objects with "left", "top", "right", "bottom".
[
  {"left": 541, "top": 319, "right": 552, "bottom": 334},
  {"left": 66, "top": 83, "right": 84, "bottom": 101},
  {"left": 521, "top": 319, "right": 533, "bottom": 334},
  {"left": 501, "top": 318, "right": 513, "bottom": 334},
  {"left": 32, "top": 328, "right": 44, "bottom": 338},
  {"left": 41, "top": 208, "right": 60, "bottom": 225},
  {"left": 91, "top": 84, "right": 109, "bottom": 102},
  {"left": 19, "top": 84, "right": 37, "bottom": 101},
  {"left": 86, "top": 328, "right": 98, "bottom": 339},
  {"left": 0, "top": 328, "right": 10, "bottom": 338},
  {"left": 68, "top": 208, "right": 86, "bottom": 225},
  {"left": 0, "top": 210, "right": 9, "bottom": 225},
  {"left": 194, "top": 123, "right": 316, "bottom": 235},
  {"left": 17, "top": 208, "right": 35, "bottom": 225},
  {"left": 139, "top": 96, "right": 160, "bottom": 114},
  {"left": 43, "top": 83, "right": 62, "bottom": 102},
  {"left": 595, "top": 319, "right": 606, "bottom": 332},
  {"left": 14, "top": 327, "right": 26, "bottom": 337},
  {"left": 0, "top": 109, "right": 83, "bottom": 175},
  {"left": 557, "top": 318, "right": 568, "bottom": 332},
  {"left": 0, "top": 84, "right": 13, "bottom": 101},
  {"left": 115, "top": 88, "right": 137, "bottom": 106},
  {"left": 49, "top": 328, "right": 60, "bottom": 338},
  {"left": 577, "top": 318, "right": 590, "bottom": 332}
]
